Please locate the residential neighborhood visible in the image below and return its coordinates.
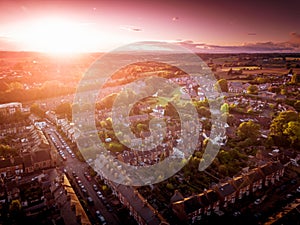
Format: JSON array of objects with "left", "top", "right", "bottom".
[
  {"left": 1, "top": 0, "right": 300, "bottom": 224},
  {"left": 0, "top": 51, "right": 299, "bottom": 225}
]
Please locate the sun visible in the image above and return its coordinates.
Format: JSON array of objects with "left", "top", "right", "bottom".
[{"left": 18, "top": 17, "right": 98, "bottom": 54}]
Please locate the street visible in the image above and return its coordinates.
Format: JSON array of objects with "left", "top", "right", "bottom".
[{"left": 45, "top": 125, "right": 122, "bottom": 225}]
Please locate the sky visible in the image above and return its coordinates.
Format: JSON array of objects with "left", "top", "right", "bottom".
[{"left": 0, "top": 0, "right": 300, "bottom": 53}]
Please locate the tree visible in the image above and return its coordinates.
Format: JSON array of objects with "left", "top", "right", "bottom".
[
  {"left": 30, "top": 103, "right": 45, "bottom": 118},
  {"left": 40, "top": 80, "right": 63, "bottom": 98},
  {"left": 0, "top": 144, "right": 17, "bottom": 157},
  {"left": 8, "top": 82, "right": 24, "bottom": 91},
  {"left": 283, "top": 121, "right": 300, "bottom": 147},
  {"left": 294, "top": 100, "right": 300, "bottom": 112},
  {"left": 268, "top": 86, "right": 281, "bottom": 94},
  {"left": 107, "top": 142, "right": 125, "bottom": 153},
  {"left": 166, "top": 183, "right": 175, "bottom": 190},
  {"left": 220, "top": 103, "right": 229, "bottom": 113},
  {"left": 197, "top": 106, "right": 211, "bottom": 118},
  {"left": 256, "top": 77, "right": 268, "bottom": 84},
  {"left": 218, "top": 150, "right": 231, "bottom": 164},
  {"left": 226, "top": 113, "right": 235, "bottom": 126},
  {"left": 247, "top": 85, "right": 259, "bottom": 95},
  {"left": 218, "top": 164, "right": 228, "bottom": 176},
  {"left": 164, "top": 102, "right": 179, "bottom": 118},
  {"left": 193, "top": 99, "right": 208, "bottom": 108},
  {"left": 96, "top": 93, "right": 117, "bottom": 110},
  {"left": 9, "top": 199, "right": 23, "bottom": 222},
  {"left": 291, "top": 73, "right": 300, "bottom": 84},
  {"left": 237, "top": 120, "right": 261, "bottom": 141},
  {"left": 55, "top": 102, "right": 72, "bottom": 120},
  {"left": 269, "top": 111, "right": 299, "bottom": 146},
  {"left": 216, "top": 79, "right": 229, "bottom": 92}
]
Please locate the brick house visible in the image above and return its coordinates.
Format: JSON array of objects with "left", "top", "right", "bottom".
[
  {"left": 0, "top": 157, "right": 23, "bottom": 178},
  {"left": 259, "top": 161, "right": 284, "bottom": 187},
  {"left": 171, "top": 189, "right": 220, "bottom": 222},
  {"left": 246, "top": 168, "right": 264, "bottom": 192},
  {"left": 213, "top": 182, "right": 237, "bottom": 207},
  {"left": 231, "top": 176, "right": 251, "bottom": 199},
  {"left": 32, "top": 150, "right": 52, "bottom": 170},
  {"left": 23, "top": 153, "right": 34, "bottom": 173},
  {"left": 172, "top": 162, "right": 285, "bottom": 223}
]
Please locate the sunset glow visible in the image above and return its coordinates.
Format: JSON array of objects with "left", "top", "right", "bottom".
[
  {"left": 0, "top": 0, "right": 299, "bottom": 53},
  {"left": 13, "top": 17, "right": 104, "bottom": 54}
]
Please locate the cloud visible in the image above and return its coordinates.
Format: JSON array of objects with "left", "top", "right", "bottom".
[
  {"left": 175, "top": 36, "right": 300, "bottom": 53},
  {"left": 289, "top": 32, "right": 300, "bottom": 45},
  {"left": 172, "top": 17, "right": 179, "bottom": 21},
  {"left": 290, "top": 32, "right": 300, "bottom": 39},
  {"left": 242, "top": 42, "right": 296, "bottom": 52},
  {"left": 248, "top": 33, "right": 257, "bottom": 36},
  {"left": 120, "top": 25, "right": 142, "bottom": 32}
]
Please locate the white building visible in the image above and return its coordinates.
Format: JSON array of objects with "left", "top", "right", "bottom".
[{"left": 0, "top": 102, "right": 22, "bottom": 116}]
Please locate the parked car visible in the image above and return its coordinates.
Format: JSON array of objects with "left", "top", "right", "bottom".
[
  {"left": 96, "top": 191, "right": 103, "bottom": 199},
  {"left": 85, "top": 174, "right": 92, "bottom": 181},
  {"left": 286, "top": 193, "right": 293, "bottom": 199},
  {"left": 106, "top": 204, "right": 113, "bottom": 212},
  {"left": 87, "top": 196, "right": 94, "bottom": 205},
  {"left": 233, "top": 211, "right": 241, "bottom": 217},
  {"left": 93, "top": 184, "right": 98, "bottom": 191},
  {"left": 291, "top": 179, "right": 297, "bottom": 184},
  {"left": 82, "top": 189, "right": 88, "bottom": 196},
  {"left": 95, "top": 210, "right": 106, "bottom": 225},
  {"left": 254, "top": 198, "right": 261, "bottom": 205}
]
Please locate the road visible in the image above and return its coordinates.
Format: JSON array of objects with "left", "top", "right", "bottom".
[{"left": 45, "top": 125, "right": 121, "bottom": 225}]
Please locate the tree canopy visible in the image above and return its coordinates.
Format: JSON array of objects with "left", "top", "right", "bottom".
[
  {"left": 247, "top": 85, "right": 259, "bottom": 95},
  {"left": 216, "top": 79, "right": 229, "bottom": 92},
  {"left": 0, "top": 144, "right": 17, "bottom": 158},
  {"left": 55, "top": 102, "right": 72, "bottom": 120},
  {"left": 237, "top": 120, "right": 261, "bottom": 141},
  {"left": 270, "top": 110, "right": 300, "bottom": 147}
]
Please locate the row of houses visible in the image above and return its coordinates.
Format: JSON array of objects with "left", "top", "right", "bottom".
[
  {"left": 0, "top": 118, "right": 56, "bottom": 179},
  {"left": 94, "top": 165, "right": 168, "bottom": 225},
  {"left": 109, "top": 182, "right": 169, "bottom": 225},
  {"left": 50, "top": 173, "right": 92, "bottom": 225},
  {"left": 0, "top": 121, "right": 29, "bottom": 137},
  {"left": 0, "top": 150, "right": 52, "bottom": 179},
  {"left": 45, "top": 111, "right": 77, "bottom": 143},
  {"left": 171, "top": 161, "right": 285, "bottom": 223},
  {"left": 0, "top": 102, "right": 23, "bottom": 116}
]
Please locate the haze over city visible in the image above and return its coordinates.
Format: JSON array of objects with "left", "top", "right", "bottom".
[
  {"left": 0, "top": 0, "right": 300, "bottom": 53},
  {"left": 0, "top": 1, "right": 300, "bottom": 225}
]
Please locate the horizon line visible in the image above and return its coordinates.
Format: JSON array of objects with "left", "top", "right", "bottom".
[{"left": 1, "top": 50, "right": 300, "bottom": 55}]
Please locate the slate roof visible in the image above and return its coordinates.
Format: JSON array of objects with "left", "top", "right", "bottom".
[
  {"left": 246, "top": 169, "right": 264, "bottom": 183},
  {"left": 32, "top": 150, "right": 51, "bottom": 163},
  {"left": 0, "top": 159, "right": 11, "bottom": 168},
  {"left": 13, "top": 156, "right": 23, "bottom": 165},
  {"left": 215, "top": 182, "right": 236, "bottom": 198},
  {"left": 115, "top": 184, "right": 163, "bottom": 225},
  {"left": 260, "top": 162, "right": 283, "bottom": 176},
  {"left": 170, "top": 190, "right": 184, "bottom": 203},
  {"left": 205, "top": 189, "right": 219, "bottom": 204},
  {"left": 198, "top": 193, "right": 210, "bottom": 207},
  {"left": 184, "top": 196, "right": 203, "bottom": 214},
  {"left": 0, "top": 157, "right": 23, "bottom": 169},
  {"left": 232, "top": 176, "right": 250, "bottom": 189},
  {"left": 22, "top": 154, "right": 33, "bottom": 167}
]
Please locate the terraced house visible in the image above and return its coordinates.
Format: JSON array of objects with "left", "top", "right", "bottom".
[{"left": 171, "top": 161, "right": 286, "bottom": 223}]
